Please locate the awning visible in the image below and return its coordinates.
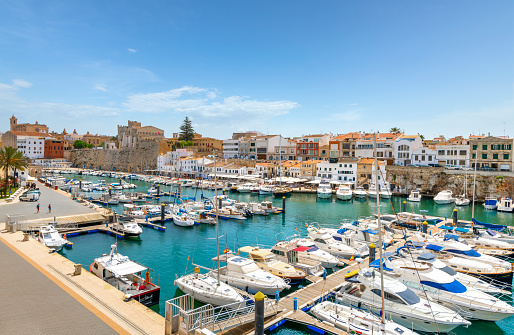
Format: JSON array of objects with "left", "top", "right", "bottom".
[
  {"left": 454, "top": 227, "right": 469, "bottom": 233},
  {"left": 306, "top": 180, "right": 321, "bottom": 184},
  {"left": 439, "top": 226, "right": 454, "bottom": 230},
  {"left": 107, "top": 261, "right": 147, "bottom": 277},
  {"left": 293, "top": 246, "right": 311, "bottom": 252}
]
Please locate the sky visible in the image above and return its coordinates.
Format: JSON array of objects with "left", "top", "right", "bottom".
[{"left": 0, "top": 0, "right": 512, "bottom": 140}]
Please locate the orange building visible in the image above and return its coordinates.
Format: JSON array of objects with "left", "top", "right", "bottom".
[{"left": 44, "top": 139, "right": 64, "bottom": 159}]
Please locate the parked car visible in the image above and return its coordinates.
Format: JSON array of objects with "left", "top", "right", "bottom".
[{"left": 480, "top": 166, "right": 495, "bottom": 171}]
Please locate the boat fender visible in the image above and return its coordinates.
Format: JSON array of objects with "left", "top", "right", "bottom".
[{"left": 344, "top": 270, "right": 359, "bottom": 278}]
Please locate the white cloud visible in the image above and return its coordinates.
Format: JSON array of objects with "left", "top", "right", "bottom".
[
  {"left": 128, "top": 48, "right": 137, "bottom": 53},
  {"left": 328, "top": 111, "right": 361, "bottom": 122},
  {"left": 94, "top": 84, "right": 108, "bottom": 92},
  {"left": 12, "top": 79, "right": 32, "bottom": 88}
]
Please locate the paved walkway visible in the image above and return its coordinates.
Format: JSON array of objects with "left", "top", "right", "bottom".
[
  {"left": 0, "top": 237, "right": 119, "bottom": 335},
  {"left": 0, "top": 181, "right": 96, "bottom": 222}
]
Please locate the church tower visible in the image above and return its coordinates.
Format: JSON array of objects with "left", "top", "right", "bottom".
[{"left": 10, "top": 115, "right": 17, "bottom": 131}]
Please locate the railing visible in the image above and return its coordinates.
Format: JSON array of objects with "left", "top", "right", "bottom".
[{"left": 165, "top": 294, "right": 278, "bottom": 335}]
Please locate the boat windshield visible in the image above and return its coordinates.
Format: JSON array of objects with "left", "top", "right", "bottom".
[
  {"left": 420, "top": 279, "right": 467, "bottom": 293},
  {"left": 446, "top": 249, "right": 481, "bottom": 257},
  {"left": 239, "top": 263, "right": 259, "bottom": 274},
  {"left": 439, "top": 266, "right": 457, "bottom": 276},
  {"left": 396, "top": 288, "right": 421, "bottom": 305}
]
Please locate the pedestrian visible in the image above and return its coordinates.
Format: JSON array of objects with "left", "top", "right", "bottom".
[
  {"left": 48, "top": 204, "right": 51, "bottom": 213},
  {"left": 36, "top": 203, "right": 40, "bottom": 213}
]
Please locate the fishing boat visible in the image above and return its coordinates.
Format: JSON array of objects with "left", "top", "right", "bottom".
[
  {"left": 497, "top": 197, "right": 514, "bottom": 213},
  {"left": 239, "top": 246, "right": 307, "bottom": 284},
  {"left": 37, "top": 225, "right": 67, "bottom": 251},
  {"left": 335, "top": 183, "right": 353, "bottom": 201},
  {"left": 90, "top": 244, "right": 160, "bottom": 307},
  {"left": 337, "top": 268, "right": 470, "bottom": 333},
  {"left": 110, "top": 219, "right": 143, "bottom": 237},
  {"left": 407, "top": 189, "right": 421, "bottom": 202},
  {"left": 316, "top": 180, "right": 332, "bottom": 199},
  {"left": 433, "top": 190, "right": 455, "bottom": 204}
]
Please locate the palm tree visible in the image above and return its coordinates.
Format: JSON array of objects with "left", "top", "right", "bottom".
[
  {"left": 0, "top": 147, "right": 29, "bottom": 194},
  {"left": 389, "top": 127, "right": 401, "bottom": 134}
]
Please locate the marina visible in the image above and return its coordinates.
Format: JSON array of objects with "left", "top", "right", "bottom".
[{"left": 3, "top": 171, "right": 510, "bottom": 334}]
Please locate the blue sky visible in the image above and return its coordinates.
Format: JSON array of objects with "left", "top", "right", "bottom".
[{"left": 0, "top": 0, "right": 512, "bottom": 139}]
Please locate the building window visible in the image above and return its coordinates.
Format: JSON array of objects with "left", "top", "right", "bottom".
[
  {"left": 482, "top": 153, "right": 487, "bottom": 159},
  {"left": 504, "top": 153, "right": 510, "bottom": 160},
  {"left": 493, "top": 154, "right": 498, "bottom": 159},
  {"left": 472, "top": 145, "right": 477, "bottom": 150},
  {"left": 482, "top": 144, "right": 487, "bottom": 150},
  {"left": 472, "top": 153, "right": 476, "bottom": 159}
]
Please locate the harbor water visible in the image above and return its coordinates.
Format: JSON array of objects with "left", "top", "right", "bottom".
[{"left": 56, "top": 174, "right": 514, "bottom": 334}]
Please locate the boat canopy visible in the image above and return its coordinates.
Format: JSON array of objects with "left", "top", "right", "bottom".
[
  {"left": 454, "top": 227, "right": 469, "bottom": 233},
  {"left": 425, "top": 244, "right": 444, "bottom": 252},
  {"left": 336, "top": 228, "right": 347, "bottom": 235},
  {"left": 472, "top": 218, "right": 505, "bottom": 231},
  {"left": 293, "top": 246, "right": 311, "bottom": 252},
  {"left": 444, "top": 234, "right": 460, "bottom": 241},
  {"left": 404, "top": 241, "right": 424, "bottom": 249},
  {"left": 107, "top": 261, "right": 147, "bottom": 277},
  {"left": 417, "top": 252, "right": 436, "bottom": 261},
  {"left": 369, "top": 258, "right": 393, "bottom": 272},
  {"left": 362, "top": 229, "right": 379, "bottom": 235},
  {"left": 420, "top": 279, "right": 467, "bottom": 294},
  {"left": 440, "top": 226, "right": 454, "bottom": 230}
]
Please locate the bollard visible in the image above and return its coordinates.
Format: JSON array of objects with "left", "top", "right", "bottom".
[
  {"left": 453, "top": 209, "right": 458, "bottom": 226},
  {"left": 157, "top": 185, "right": 160, "bottom": 197},
  {"left": 402, "top": 201, "right": 406, "bottom": 212},
  {"left": 73, "top": 264, "right": 82, "bottom": 276},
  {"left": 368, "top": 243, "right": 376, "bottom": 262},
  {"left": 219, "top": 197, "right": 223, "bottom": 209},
  {"left": 282, "top": 196, "right": 286, "bottom": 213},
  {"left": 323, "top": 268, "right": 327, "bottom": 280},
  {"left": 422, "top": 221, "right": 428, "bottom": 234},
  {"left": 79, "top": 180, "right": 82, "bottom": 189},
  {"left": 146, "top": 215, "right": 149, "bottom": 222},
  {"left": 223, "top": 189, "right": 226, "bottom": 195},
  {"left": 23, "top": 233, "right": 29, "bottom": 242},
  {"left": 293, "top": 297, "right": 298, "bottom": 311},
  {"left": 161, "top": 203, "right": 165, "bottom": 222},
  {"left": 106, "top": 220, "right": 109, "bottom": 228},
  {"left": 275, "top": 290, "right": 279, "bottom": 303},
  {"left": 254, "top": 291, "right": 265, "bottom": 335},
  {"left": 108, "top": 187, "right": 112, "bottom": 196}
]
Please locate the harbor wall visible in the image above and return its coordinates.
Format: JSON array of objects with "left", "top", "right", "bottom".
[
  {"left": 386, "top": 166, "right": 514, "bottom": 199},
  {"left": 70, "top": 141, "right": 159, "bottom": 172}
]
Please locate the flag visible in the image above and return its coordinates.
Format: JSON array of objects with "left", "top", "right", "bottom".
[
  {"left": 350, "top": 255, "right": 354, "bottom": 261},
  {"left": 223, "top": 248, "right": 229, "bottom": 254}
]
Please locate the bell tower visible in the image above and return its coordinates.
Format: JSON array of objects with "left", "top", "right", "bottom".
[{"left": 10, "top": 115, "right": 17, "bottom": 130}]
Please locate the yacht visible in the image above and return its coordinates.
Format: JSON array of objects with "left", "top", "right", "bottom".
[
  {"left": 353, "top": 186, "right": 367, "bottom": 198},
  {"left": 306, "top": 225, "right": 369, "bottom": 259},
  {"left": 259, "top": 185, "right": 274, "bottom": 195},
  {"left": 293, "top": 238, "right": 342, "bottom": 268},
  {"left": 268, "top": 240, "right": 325, "bottom": 276},
  {"left": 331, "top": 221, "right": 395, "bottom": 247},
  {"left": 239, "top": 246, "right": 307, "bottom": 284},
  {"left": 370, "top": 256, "right": 514, "bottom": 321},
  {"left": 317, "top": 181, "right": 332, "bottom": 199},
  {"left": 37, "top": 225, "right": 67, "bottom": 251},
  {"left": 311, "top": 300, "right": 419, "bottom": 335},
  {"left": 188, "top": 210, "right": 216, "bottom": 225},
  {"left": 379, "top": 183, "right": 391, "bottom": 199},
  {"left": 172, "top": 212, "right": 195, "bottom": 227},
  {"left": 237, "top": 183, "right": 253, "bottom": 193},
  {"left": 455, "top": 196, "right": 470, "bottom": 206},
  {"left": 90, "top": 244, "right": 160, "bottom": 307},
  {"left": 273, "top": 186, "right": 292, "bottom": 197},
  {"left": 484, "top": 195, "right": 498, "bottom": 210},
  {"left": 110, "top": 219, "right": 143, "bottom": 237},
  {"left": 337, "top": 268, "right": 470, "bottom": 333},
  {"left": 407, "top": 190, "right": 421, "bottom": 202},
  {"left": 367, "top": 184, "right": 377, "bottom": 199},
  {"left": 433, "top": 190, "right": 455, "bottom": 204},
  {"left": 497, "top": 197, "right": 514, "bottom": 213},
  {"left": 208, "top": 256, "right": 290, "bottom": 295},
  {"left": 335, "top": 183, "right": 353, "bottom": 201},
  {"left": 175, "top": 270, "right": 245, "bottom": 309}
]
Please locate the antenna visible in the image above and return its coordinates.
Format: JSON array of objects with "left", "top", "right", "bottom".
[{"left": 503, "top": 121, "right": 507, "bottom": 137}]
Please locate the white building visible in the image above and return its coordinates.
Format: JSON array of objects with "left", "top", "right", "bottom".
[
  {"left": 355, "top": 133, "right": 402, "bottom": 161},
  {"left": 412, "top": 147, "right": 438, "bottom": 166},
  {"left": 315, "top": 160, "right": 358, "bottom": 185},
  {"left": 393, "top": 135, "right": 423, "bottom": 166},
  {"left": 157, "top": 149, "right": 191, "bottom": 172},
  {"left": 33, "top": 158, "right": 72, "bottom": 169},
  {"left": 16, "top": 133, "right": 53, "bottom": 159},
  {"left": 222, "top": 139, "right": 240, "bottom": 158},
  {"left": 435, "top": 144, "right": 470, "bottom": 168}
]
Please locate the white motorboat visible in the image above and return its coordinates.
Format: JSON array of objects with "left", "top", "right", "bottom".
[
  {"left": 172, "top": 213, "right": 195, "bottom": 227},
  {"left": 258, "top": 185, "right": 274, "bottom": 195},
  {"left": 317, "top": 181, "right": 332, "bottom": 199},
  {"left": 293, "top": 238, "right": 342, "bottom": 268},
  {"left": 110, "top": 220, "right": 142, "bottom": 237},
  {"left": 433, "top": 190, "right": 455, "bottom": 204},
  {"left": 311, "top": 300, "right": 419, "bottom": 335},
  {"left": 107, "top": 197, "right": 119, "bottom": 205},
  {"left": 90, "top": 244, "right": 160, "bottom": 307},
  {"left": 497, "top": 197, "right": 514, "bottom": 212},
  {"left": 37, "top": 225, "right": 67, "bottom": 251},
  {"left": 175, "top": 271, "right": 245, "bottom": 309},
  {"left": 189, "top": 210, "right": 215, "bottom": 225},
  {"left": 353, "top": 186, "right": 367, "bottom": 198},
  {"left": 208, "top": 256, "right": 290, "bottom": 295},
  {"left": 117, "top": 193, "right": 134, "bottom": 203},
  {"left": 484, "top": 195, "right": 498, "bottom": 210},
  {"left": 237, "top": 183, "right": 254, "bottom": 193},
  {"left": 269, "top": 239, "right": 325, "bottom": 276},
  {"left": 337, "top": 268, "right": 470, "bottom": 333},
  {"left": 330, "top": 221, "right": 395, "bottom": 247},
  {"left": 212, "top": 194, "right": 237, "bottom": 207},
  {"left": 307, "top": 225, "right": 369, "bottom": 259},
  {"left": 367, "top": 184, "right": 377, "bottom": 199},
  {"left": 335, "top": 183, "right": 353, "bottom": 201},
  {"left": 370, "top": 256, "right": 514, "bottom": 321},
  {"left": 379, "top": 183, "right": 391, "bottom": 199},
  {"left": 455, "top": 196, "right": 470, "bottom": 206},
  {"left": 407, "top": 190, "right": 421, "bottom": 202}
]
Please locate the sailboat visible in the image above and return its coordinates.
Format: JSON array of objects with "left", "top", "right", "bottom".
[
  {"left": 455, "top": 173, "right": 470, "bottom": 206},
  {"left": 273, "top": 135, "right": 293, "bottom": 197},
  {"left": 174, "top": 152, "right": 246, "bottom": 308}
]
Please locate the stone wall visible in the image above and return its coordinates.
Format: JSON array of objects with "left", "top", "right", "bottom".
[
  {"left": 70, "top": 141, "right": 159, "bottom": 172},
  {"left": 386, "top": 166, "right": 514, "bottom": 200}
]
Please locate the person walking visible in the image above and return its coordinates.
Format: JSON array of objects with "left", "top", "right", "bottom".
[
  {"left": 36, "top": 203, "right": 40, "bottom": 213},
  {"left": 48, "top": 204, "right": 51, "bottom": 213}
]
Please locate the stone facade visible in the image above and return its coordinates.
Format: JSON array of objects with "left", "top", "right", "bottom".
[
  {"left": 118, "top": 120, "right": 164, "bottom": 148},
  {"left": 10, "top": 115, "right": 49, "bottom": 134}
]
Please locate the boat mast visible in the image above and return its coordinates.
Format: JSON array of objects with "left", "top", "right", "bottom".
[
  {"left": 373, "top": 132, "right": 385, "bottom": 324},
  {"left": 279, "top": 135, "right": 282, "bottom": 187},
  {"left": 214, "top": 150, "right": 220, "bottom": 286},
  {"left": 471, "top": 154, "right": 478, "bottom": 219}
]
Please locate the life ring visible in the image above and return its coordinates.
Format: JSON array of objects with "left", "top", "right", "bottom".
[{"left": 364, "top": 224, "right": 369, "bottom": 229}]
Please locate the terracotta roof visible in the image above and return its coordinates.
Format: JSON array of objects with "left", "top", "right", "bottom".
[
  {"left": 7, "top": 131, "right": 53, "bottom": 138},
  {"left": 358, "top": 158, "right": 386, "bottom": 165},
  {"left": 331, "top": 132, "right": 361, "bottom": 141}
]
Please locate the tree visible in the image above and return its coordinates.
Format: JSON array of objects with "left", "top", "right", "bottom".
[
  {"left": 73, "top": 140, "right": 93, "bottom": 149},
  {"left": 389, "top": 127, "right": 401, "bottom": 134},
  {"left": 0, "top": 147, "right": 28, "bottom": 194},
  {"left": 179, "top": 117, "right": 195, "bottom": 142}
]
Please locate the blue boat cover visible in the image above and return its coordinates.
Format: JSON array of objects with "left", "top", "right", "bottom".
[
  {"left": 336, "top": 228, "right": 347, "bottom": 235},
  {"left": 440, "top": 226, "right": 454, "bottom": 230},
  {"left": 444, "top": 234, "right": 460, "bottom": 241},
  {"left": 404, "top": 241, "right": 424, "bottom": 249},
  {"left": 426, "top": 244, "right": 444, "bottom": 251},
  {"left": 333, "top": 236, "right": 342, "bottom": 242},
  {"left": 307, "top": 246, "right": 319, "bottom": 252},
  {"left": 472, "top": 218, "right": 505, "bottom": 230},
  {"left": 455, "top": 227, "right": 469, "bottom": 233},
  {"left": 363, "top": 229, "right": 379, "bottom": 235},
  {"left": 369, "top": 258, "right": 393, "bottom": 271},
  {"left": 417, "top": 252, "right": 436, "bottom": 261},
  {"left": 487, "top": 228, "right": 497, "bottom": 236},
  {"left": 420, "top": 279, "right": 467, "bottom": 293}
]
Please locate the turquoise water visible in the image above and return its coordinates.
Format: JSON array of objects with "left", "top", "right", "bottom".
[{"left": 55, "top": 174, "right": 514, "bottom": 334}]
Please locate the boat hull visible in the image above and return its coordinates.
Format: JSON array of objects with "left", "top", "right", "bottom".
[{"left": 132, "top": 287, "right": 160, "bottom": 307}]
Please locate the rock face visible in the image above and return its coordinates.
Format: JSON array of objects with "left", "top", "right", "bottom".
[
  {"left": 70, "top": 141, "right": 159, "bottom": 172},
  {"left": 386, "top": 166, "right": 514, "bottom": 200}
]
